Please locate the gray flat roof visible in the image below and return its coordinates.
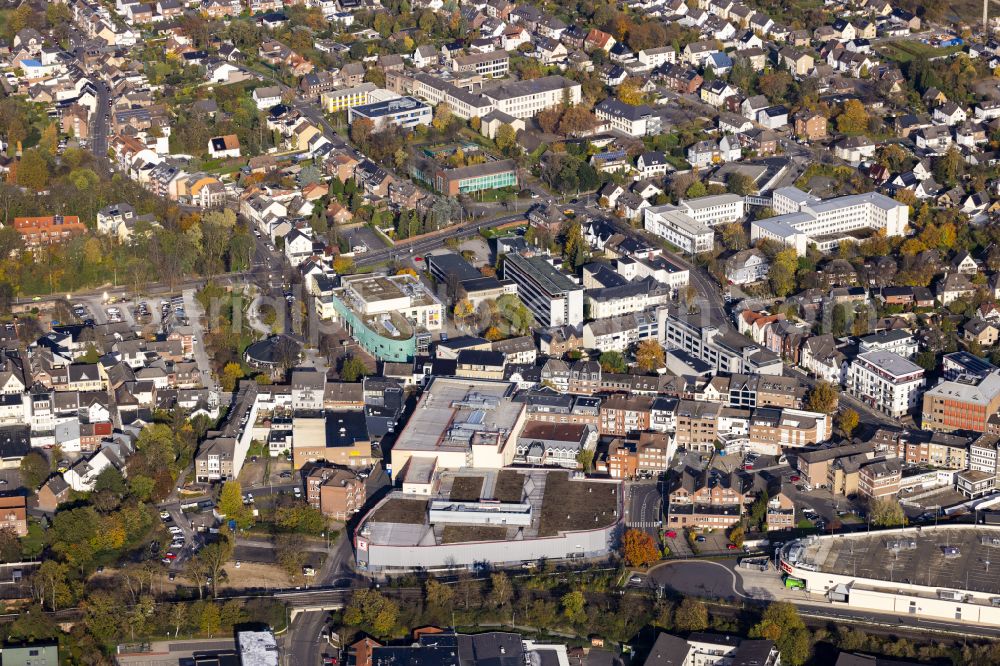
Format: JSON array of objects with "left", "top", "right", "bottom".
[{"left": 505, "top": 253, "right": 581, "bottom": 295}]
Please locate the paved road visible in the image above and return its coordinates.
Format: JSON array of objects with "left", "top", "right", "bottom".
[{"left": 626, "top": 481, "right": 662, "bottom": 538}]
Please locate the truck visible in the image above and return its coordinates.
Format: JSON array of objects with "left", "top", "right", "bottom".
[{"left": 783, "top": 575, "right": 806, "bottom": 589}]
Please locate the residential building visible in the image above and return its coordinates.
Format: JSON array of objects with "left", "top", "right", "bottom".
[
  {"left": 846, "top": 350, "right": 925, "bottom": 418},
  {"left": 501, "top": 253, "right": 584, "bottom": 327},
  {"left": 452, "top": 49, "right": 509, "bottom": 78},
  {"left": 667, "top": 468, "right": 744, "bottom": 528},
  {"left": 13, "top": 216, "right": 86, "bottom": 248},
  {"left": 594, "top": 98, "right": 661, "bottom": 136}
]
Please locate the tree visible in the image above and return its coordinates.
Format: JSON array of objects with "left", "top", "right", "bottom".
[
  {"left": 837, "top": 409, "right": 859, "bottom": 439},
  {"left": 490, "top": 571, "right": 513, "bottom": 607},
  {"left": 340, "top": 356, "right": 369, "bottom": 382},
  {"left": 622, "top": 528, "right": 660, "bottom": 567},
  {"left": 933, "top": 145, "right": 964, "bottom": 188},
  {"left": 350, "top": 117, "right": 375, "bottom": 148},
  {"left": 685, "top": 180, "right": 707, "bottom": 199},
  {"left": 344, "top": 589, "right": 399, "bottom": 637},
  {"left": 562, "top": 221, "right": 588, "bottom": 268},
  {"left": 220, "top": 362, "right": 244, "bottom": 392},
  {"left": 576, "top": 448, "right": 594, "bottom": 472},
  {"left": 836, "top": 99, "right": 869, "bottom": 135},
  {"left": 720, "top": 222, "right": 748, "bottom": 251},
  {"left": 636, "top": 340, "right": 665, "bottom": 373},
  {"left": 748, "top": 491, "right": 769, "bottom": 531},
  {"left": 496, "top": 123, "right": 517, "bottom": 153},
  {"left": 432, "top": 102, "right": 453, "bottom": 132},
  {"left": 561, "top": 590, "right": 586, "bottom": 622},
  {"left": 599, "top": 351, "right": 627, "bottom": 374},
  {"left": 870, "top": 497, "right": 906, "bottom": 527},
  {"left": 424, "top": 578, "right": 455, "bottom": 609},
  {"left": 16, "top": 149, "right": 49, "bottom": 191},
  {"left": 726, "top": 172, "right": 757, "bottom": 196},
  {"left": 728, "top": 525, "right": 745, "bottom": 548},
  {"left": 20, "top": 450, "right": 51, "bottom": 489},
  {"left": 199, "top": 602, "right": 221, "bottom": 638},
  {"left": 673, "top": 598, "right": 709, "bottom": 632},
  {"left": 750, "top": 602, "right": 811, "bottom": 666},
  {"left": 806, "top": 381, "right": 838, "bottom": 414},
  {"left": 0, "top": 526, "right": 19, "bottom": 563},
  {"left": 618, "top": 78, "right": 645, "bottom": 105},
  {"left": 333, "top": 255, "right": 355, "bottom": 273},
  {"left": 218, "top": 480, "right": 251, "bottom": 528},
  {"left": 198, "top": 536, "right": 234, "bottom": 598}
]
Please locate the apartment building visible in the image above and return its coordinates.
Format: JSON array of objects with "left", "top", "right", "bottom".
[
  {"left": 643, "top": 205, "right": 715, "bottom": 254},
  {"left": 594, "top": 98, "right": 661, "bottom": 136},
  {"left": 728, "top": 373, "right": 807, "bottom": 409},
  {"left": 921, "top": 371, "right": 1000, "bottom": 433},
  {"left": 765, "top": 492, "right": 795, "bottom": 531},
  {"left": 794, "top": 441, "right": 876, "bottom": 488},
  {"left": 452, "top": 49, "right": 510, "bottom": 78},
  {"left": 14, "top": 215, "right": 86, "bottom": 248},
  {"left": 748, "top": 407, "right": 829, "bottom": 452},
  {"left": 751, "top": 186, "right": 909, "bottom": 256},
  {"left": 674, "top": 399, "right": 721, "bottom": 452},
  {"left": 846, "top": 350, "right": 925, "bottom": 418},
  {"left": 485, "top": 75, "right": 582, "bottom": 118},
  {"left": 857, "top": 458, "right": 902, "bottom": 499},
  {"left": 502, "top": 253, "right": 584, "bottom": 327},
  {"left": 599, "top": 394, "right": 653, "bottom": 436},
  {"left": 667, "top": 468, "right": 744, "bottom": 529}
]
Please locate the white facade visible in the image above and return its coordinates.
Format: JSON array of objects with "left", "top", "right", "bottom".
[
  {"left": 846, "top": 350, "right": 925, "bottom": 418},
  {"left": 644, "top": 205, "right": 715, "bottom": 254},
  {"left": 502, "top": 254, "right": 584, "bottom": 327},
  {"left": 751, "top": 186, "right": 909, "bottom": 256},
  {"left": 678, "top": 193, "right": 745, "bottom": 227}
]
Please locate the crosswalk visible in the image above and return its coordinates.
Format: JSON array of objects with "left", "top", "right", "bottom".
[{"left": 628, "top": 521, "right": 662, "bottom": 528}]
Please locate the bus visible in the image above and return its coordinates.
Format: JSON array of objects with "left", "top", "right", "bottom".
[{"left": 783, "top": 575, "right": 806, "bottom": 589}]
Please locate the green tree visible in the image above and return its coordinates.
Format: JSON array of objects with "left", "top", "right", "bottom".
[
  {"left": 576, "top": 448, "right": 594, "bottom": 472},
  {"left": 561, "top": 590, "right": 586, "bottom": 622},
  {"left": 218, "top": 480, "right": 251, "bottom": 528},
  {"left": 870, "top": 497, "right": 906, "bottom": 527},
  {"left": 750, "top": 603, "right": 811, "bottom": 665},
  {"left": 562, "top": 220, "right": 589, "bottom": 268},
  {"left": 16, "top": 149, "right": 49, "bottom": 191},
  {"left": 425, "top": 578, "right": 455, "bottom": 609},
  {"left": 340, "top": 356, "right": 369, "bottom": 382},
  {"left": 599, "top": 351, "right": 627, "bottom": 374},
  {"left": 198, "top": 536, "right": 234, "bottom": 598},
  {"left": 343, "top": 589, "right": 399, "bottom": 637},
  {"left": 685, "top": 180, "right": 707, "bottom": 199},
  {"left": 726, "top": 172, "right": 757, "bottom": 196},
  {"left": 19, "top": 450, "right": 51, "bottom": 489},
  {"left": 199, "top": 602, "right": 221, "bottom": 637},
  {"left": 673, "top": 598, "right": 709, "bottom": 632}
]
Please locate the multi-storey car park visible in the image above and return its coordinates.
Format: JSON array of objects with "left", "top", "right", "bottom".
[{"left": 779, "top": 525, "right": 1000, "bottom": 627}]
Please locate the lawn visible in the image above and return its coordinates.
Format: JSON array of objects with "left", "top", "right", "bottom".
[
  {"left": 538, "top": 473, "right": 618, "bottom": 537},
  {"left": 493, "top": 470, "right": 525, "bottom": 502},
  {"left": 370, "top": 498, "right": 428, "bottom": 524},
  {"left": 880, "top": 41, "right": 963, "bottom": 64},
  {"left": 450, "top": 476, "right": 484, "bottom": 501},
  {"left": 441, "top": 525, "right": 508, "bottom": 543}
]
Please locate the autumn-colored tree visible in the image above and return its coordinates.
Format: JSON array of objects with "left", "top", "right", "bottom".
[
  {"left": 805, "top": 381, "right": 838, "bottom": 414},
  {"left": 16, "top": 149, "right": 49, "bottom": 191},
  {"left": 350, "top": 117, "right": 375, "bottom": 149},
  {"left": 333, "top": 256, "right": 354, "bottom": 274},
  {"left": 617, "top": 78, "right": 645, "bottom": 105},
  {"left": 836, "top": 99, "right": 869, "bottom": 135},
  {"left": 673, "top": 598, "right": 709, "bottom": 632},
  {"left": 484, "top": 325, "right": 504, "bottom": 341},
  {"left": 622, "top": 528, "right": 660, "bottom": 567},
  {"left": 220, "top": 362, "right": 244, "bottom": 392},
  {"left": 537, "top": 106, "right": 562, "bottom": 134},
  {"left": 39, "top": 124, "right": 59, "bottom": 157},
  {"left": 432, "top": 102, "right": 453, "bottom": 132},
  {"left": 496, "top": 123, "right": 517, "bottom": 152},
  {"left": 728, "top": 524, "right": 745, "bottom": 547},
  {"left": 636, "top": 339, "right": 665, "bottom": 373},
  {"left": 837, "top": 408, "right": 859, "bottom": 438},
  {"left": 750, "top": 602, "right": 810, "bottom": 666}
]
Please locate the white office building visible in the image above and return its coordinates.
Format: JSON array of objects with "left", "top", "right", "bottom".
[
  {"left": 750, "top": 187, "right": 909, "bottom": 256},
  {"left": 644, "top": 205, "right": 715, "bottom": 254},
  {"left": 846, "top": 350, "right": 925, "bottom": 418},
  {"left": 502, "top": 253, "right": 584, "bottom": 327},
  {"left": 677, "top": 193, "right": 745, "bottom": 227}
]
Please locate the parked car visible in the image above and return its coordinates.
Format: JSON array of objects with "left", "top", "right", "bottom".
[{"left": 665, "top": 530, "right": 677, "bottom": 538}]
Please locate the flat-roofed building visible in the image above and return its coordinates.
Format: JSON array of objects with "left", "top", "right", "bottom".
[
  {"left": 389, "top": 377, "right": 526, "bottom": 474},
  {"left": 502, "top": 253, "right": 584, "bottom": 327},
  {"left": 922, "top": 370, "right": 1000, "bottom": 433},
  {"left": 348, "top": 96, "right": 432, "bottom": 130},
  {"left": 847, "top": 350, "right": 925, "bottom": 418},
  {"left": 291, "top": 412, "right": 376, "bottom": 469},
  {"left": 643, "top": 205, "right": 715, "bottom": 254},
  {"left": 677, "top": 193, "right": 745, "bottom": 227},
  {"left": 452, "top": 49, "right": 510, "bottom": 78}
]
